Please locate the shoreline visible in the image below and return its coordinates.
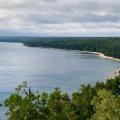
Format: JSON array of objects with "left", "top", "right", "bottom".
[
  {"left": 81, "top": 51, "right": 120, "bottom": 79},
  {"left": 24, "top": 44, "right": 120, "bottom": 79},
  {"left": 109, "top": 68, "right": 120, "bottom": 79},
  {"left": 81, "top": 51, "right": 120, "bottom": 62},
  {"left": 24, "top": 44, "right": 120, "bottom": 62}
]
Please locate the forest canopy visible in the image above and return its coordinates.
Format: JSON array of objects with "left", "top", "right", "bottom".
[
  {"left": 5, "top": 74, "right": 120, "bottom": 120},
  {"left": 24, "top": 37, "right": 120, "bottom": 58}
]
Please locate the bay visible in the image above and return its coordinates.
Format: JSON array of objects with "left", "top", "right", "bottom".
[{"left": 0, "top": 42, "right": 119, "bottom": 119}]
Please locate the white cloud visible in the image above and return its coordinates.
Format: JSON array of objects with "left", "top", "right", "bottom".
[{"left": 0, "top": 0, "right": 120, "bottom": 36}]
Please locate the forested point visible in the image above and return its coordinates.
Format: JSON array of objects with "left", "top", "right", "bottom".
[
  {"left": 24, "top": 37, "right": 120, "bottom": 58},
  {"left": 5, "top": 73, "right": 120, "bottom": 120}
]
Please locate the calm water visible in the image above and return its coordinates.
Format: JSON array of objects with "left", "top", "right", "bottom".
[{"left": 0, "top": 42, "right": 120, "bottom": 119}]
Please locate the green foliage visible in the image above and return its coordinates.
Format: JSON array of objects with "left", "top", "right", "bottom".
[
  {"left": 5, "top": 85, "right": 76, "bottom": 120},
  {"left": 105, "top": 75, "right": 120, "bottom": 95},
  {"left": 5, "top": 81, "right": 43, "bottom": 120},
  {"left": 5, "top": 74, "right": 120, "bottom": 120},
  {"left": 91, "top": 89, "right": 120, "bottom": 120},
  {"left": 24, "top": 37, "right": 120, "bottom": 58},
  {"left": 72, "top": 84, "right": 96, "bottom": 120}
]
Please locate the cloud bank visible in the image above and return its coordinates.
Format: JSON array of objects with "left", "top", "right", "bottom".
[{"left": 0, "top": 0, "right": 120, "bottom": 36}]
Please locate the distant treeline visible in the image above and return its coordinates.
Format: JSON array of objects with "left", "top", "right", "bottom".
[
  {"left": 0, "top": 36, "right": 86, "bottom": 43},
  {"left": 24, "top": 37, "right": 120, "bottom": 58}
]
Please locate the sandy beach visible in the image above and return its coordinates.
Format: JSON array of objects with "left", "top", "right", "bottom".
[
  {"left": 81, "top": 51, "right": 120, "bottom": 62},
  {"left": 81, "top": 51, "right": 120, "bottom": 79}
]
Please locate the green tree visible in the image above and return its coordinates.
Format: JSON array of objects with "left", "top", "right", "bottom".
[
  {"left": 91, "top": 89, "right": 120, "bottom": 120},
  {"left": 4, "top": 74, "right": 120, "bottom": 120}
]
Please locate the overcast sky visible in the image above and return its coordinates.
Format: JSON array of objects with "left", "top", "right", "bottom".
[{"left": 0, "top": 0, "right": 120, "bottom": 36}]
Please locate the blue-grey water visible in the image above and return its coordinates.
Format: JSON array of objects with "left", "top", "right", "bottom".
[{"left": 0, "top": 42, "right": 120, "bottom": 119}]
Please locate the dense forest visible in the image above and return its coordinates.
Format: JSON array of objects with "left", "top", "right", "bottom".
[
  {"left": 5, "top": 73, "right": 120, "bottom": 120},
  {"left": 0, "top": 37, "right": 120, "bottom": 58},
  {"left": 24, "top": 37, "right": 120, "bottom": 58}
]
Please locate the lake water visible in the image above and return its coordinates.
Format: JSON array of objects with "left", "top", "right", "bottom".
[{"left": 0, "top": 42, "right": 120, "bottom": 119}]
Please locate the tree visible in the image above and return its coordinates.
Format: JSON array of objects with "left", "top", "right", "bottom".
[{"left": 91, "top": 89, "right": 120, "bottom": 120}]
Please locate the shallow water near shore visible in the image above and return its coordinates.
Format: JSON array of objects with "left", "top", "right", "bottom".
[{"left": 0, "top": 42, "right": 119, "bottom": 119}]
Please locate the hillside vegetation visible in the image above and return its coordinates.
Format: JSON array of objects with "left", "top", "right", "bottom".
[{"left": 5, "top": 74, "right": 120, "bottom": 120}]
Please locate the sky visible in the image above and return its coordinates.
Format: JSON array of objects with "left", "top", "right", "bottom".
[{"left": 0, "top": 0, "right": 120, "bottom": 36}]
